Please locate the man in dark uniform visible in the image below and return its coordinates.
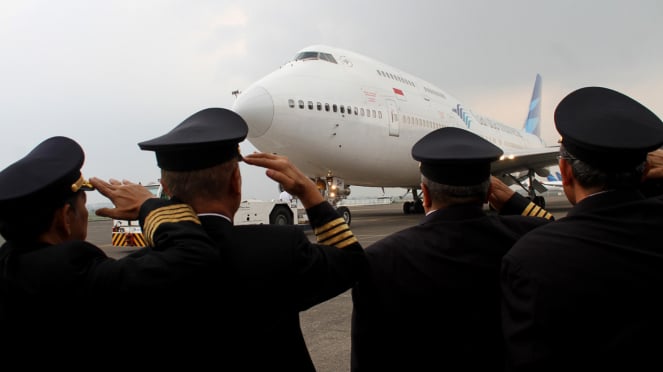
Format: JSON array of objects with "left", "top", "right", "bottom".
[
  {"left": 500, "top": 87, "right": 663, "bottom": 371},
  {"left": 350, "top": 127, "right": 553, "bottom": 371},
  {"left": 0, "top": 136, "right": 219, "bottom": 359},
  {"left": 138, "top": 107, "right": 367, "bottom": 371}
]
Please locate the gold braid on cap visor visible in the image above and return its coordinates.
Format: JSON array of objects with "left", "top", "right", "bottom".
[{"left": 71, "top": 175, "right": 95, "bottom": 192}]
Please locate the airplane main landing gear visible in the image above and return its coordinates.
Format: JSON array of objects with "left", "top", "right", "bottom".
[
  {"left": 505, "top": 170, "right": 547, "bottom": 209},
  {"left": 403, "top": 199, "right": 424, "bottom": 214},
  {"left": 403, "top": 188, "right": 424, "bottom": 214}
]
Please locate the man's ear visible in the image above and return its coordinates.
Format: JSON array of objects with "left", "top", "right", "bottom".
[
  {"left": 559, "top": 159, "right": 573, "bottom": 186},
  {"left": 231, "top": 164, "right": 242, "bottom": 195},
  {"left": 53, "top": 203, "right": 72, "bottom": 238},
  {"left": 421, "top": 183, "right": 433, "bottom": 208},
  {"left": 160, "top": 180, "right": 171, "bottom": 197}
]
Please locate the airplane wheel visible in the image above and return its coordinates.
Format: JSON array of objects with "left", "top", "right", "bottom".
[
  {"left": 337, "top": 206, "right": 351, "bottom": 226},
  {"left": 270, "top": 205, "right": 294, "bottom": 225},
  {"left": 403, "top": 202, "right": 412, "bottom": 214}
]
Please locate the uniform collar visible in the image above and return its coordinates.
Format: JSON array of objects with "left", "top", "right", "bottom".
[
  {"left": 197, "top": 212, "right": 232, "bottom": 223},
  {"left": 567, "top": 189, "right": 645, "bottom": 217},
  {"left": 421, "top": 203, "right": 485, "bottom": 224}
]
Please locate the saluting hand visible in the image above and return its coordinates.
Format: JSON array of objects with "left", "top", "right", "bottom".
[
  {"left": 90, "top": 177, "right": 155, "bottom": 220},
  {"left": 488, "top": 176, "right": 516, "bottom": 212},
  {"left": 645, "top": 149, "right": 663, "bottom": 180},
  {"left": 243, "top": 152, "right": 325, "bottom": 209}
]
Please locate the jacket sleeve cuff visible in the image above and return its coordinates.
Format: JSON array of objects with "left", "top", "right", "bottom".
[
  {"left": 501, "top": 193, "right": 554, "bottom": 220},
  {"left": 306, "top": 202, "right": 358, "bottom": 249}
]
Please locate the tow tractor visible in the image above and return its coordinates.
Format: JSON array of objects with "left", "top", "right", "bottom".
[{"left": 111, "top": 182, "right": 310, "bottom": 247}]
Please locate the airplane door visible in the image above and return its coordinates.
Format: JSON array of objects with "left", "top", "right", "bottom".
[{"left": 386, "top": 99, "right": 400, "bottom": 137}]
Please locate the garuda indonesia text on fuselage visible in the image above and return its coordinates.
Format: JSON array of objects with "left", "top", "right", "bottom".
[{"left": 233, "top": 45, "right": 559, "bottom": 216}]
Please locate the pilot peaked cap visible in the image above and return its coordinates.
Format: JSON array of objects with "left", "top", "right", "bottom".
[
  {"left": 555, "top": 86, "right": 663, "bottom": 170},
  {"left": 0, "top": 136, "right": 94, "bottom": 215},
  {"left": 139, "top": 108, "right": 249, "bottom": 171},
  {"left": 412, "top": 127, "right": 503, "bottom": 186}
]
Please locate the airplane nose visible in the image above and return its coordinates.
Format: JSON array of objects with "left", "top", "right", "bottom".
[{"left": 232, "top": 86, "right": 274, "bottom": 138}]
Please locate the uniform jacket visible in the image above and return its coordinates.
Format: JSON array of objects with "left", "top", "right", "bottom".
[
  {"left": 351, "top": 202, "right": 550, "bottom": 372},
  {"left": 502, "top": 189, "right": 663, "bottom": 371},
  {"left": 199, "top": 201, "right": 366, "bottom": 372},
  {"left": 0, "top": 199, "right": 219, "bottom": 357}
]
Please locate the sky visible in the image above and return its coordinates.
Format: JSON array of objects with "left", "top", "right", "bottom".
[{"left": 1, "top": 0, "right": 662, "bottom": 205}]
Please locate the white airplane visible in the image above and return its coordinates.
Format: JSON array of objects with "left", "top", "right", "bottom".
[{"left": 232, "top": 45, "right": 559, "bottom": 220}]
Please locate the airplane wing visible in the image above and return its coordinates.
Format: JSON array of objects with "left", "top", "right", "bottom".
[{"left": 491, "top": 145, "right": 560, "bottom": 176}]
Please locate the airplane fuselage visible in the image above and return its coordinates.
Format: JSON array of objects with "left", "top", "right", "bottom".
[{"left": 233, "top": 45, "right": 551, "bottom": 190}]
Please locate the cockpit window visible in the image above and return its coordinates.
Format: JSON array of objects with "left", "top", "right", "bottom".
[
  {"left": 295, "top": 51, "right": 318, "bottom": 61},
  {"left": 294, "top": 51, "right": 337, "bottom": 64},
  {"left": 319, "top": 53, "right": 337, "bottom": 64}
]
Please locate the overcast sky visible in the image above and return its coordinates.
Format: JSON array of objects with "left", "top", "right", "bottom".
[{"left": 1, "top": 0, "right": 661, "bottom": 204}]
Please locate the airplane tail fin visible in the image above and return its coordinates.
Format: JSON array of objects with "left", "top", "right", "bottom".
[{"left": 523, "top": 74, "right": 542, "bottom": 137}]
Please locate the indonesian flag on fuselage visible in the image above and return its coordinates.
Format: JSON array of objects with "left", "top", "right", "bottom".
[{"left": 393, "top": 88, "right": 404, "bottom": 96}]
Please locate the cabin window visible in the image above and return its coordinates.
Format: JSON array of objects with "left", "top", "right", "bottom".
[
  {"left": 340, "top": 106, "right": 345, "bottom": 114},
  {"left": 378, "top": 111, "right": 382, "bottom": 119},
  {"left": 308, "top": 101, "right": 313, "bottom": 110},
  {"left": 317, "top": 102, "right": 322, "bottom": 111},
  {"left": 288, "top": 99, "right": 295, "bottom": 108},
  {"left": 354, "top": 107, "right": 358, "bottom": 115},
  {"left": 333, "top": 104, "right": 338, "bottom": 113},
  {"left": 325, "top": 103, "right": 330, "bottom": 112},
  {"left": 298, "top": 100, "right": 304, "bottom": 109},
  {"left": 372, "top": 110, "right": 376, "bottom": 118},
  {"left": 360, "top": 108, "right": 365, "bottom": 116}
]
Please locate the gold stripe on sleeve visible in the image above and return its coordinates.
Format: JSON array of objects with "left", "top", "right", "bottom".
[
  {"left": 535, "top": 208, "right": 554, "bottom": 220},
  {"left": 143, "top": 204, "right": 201, "bottom": 246},
  {"left": 529, "top": 205, "right": 541, "bottom": 217},
  {"left": 520, "top": 201, "right": 554, "bottom": 220},
  {"left": 314, "top": 217, "right": 357, "bottom": 249},
  {"left": 314, "top": 217, "right": 346, "bottom": 237},
  {"left": 522, "top": 202, "right": 536, "bottom": 216}
]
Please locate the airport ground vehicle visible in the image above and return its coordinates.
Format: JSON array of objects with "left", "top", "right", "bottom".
[
  {"left": 111, "top": 182, "right": 163, "bottom": 247},
  {"left": 111, "top": 182, "right": 312, "bottom": 247}
]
